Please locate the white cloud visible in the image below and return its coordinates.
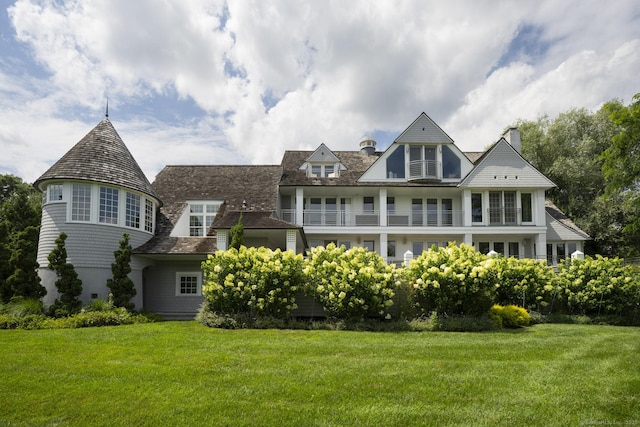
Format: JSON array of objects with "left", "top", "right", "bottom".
[{"left": 1, "top": 0, "right": 639, "bottom": 183}]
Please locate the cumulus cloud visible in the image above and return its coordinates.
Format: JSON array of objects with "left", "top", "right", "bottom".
[{"left": 1, "top": 0, "right": 639, "bottom": 183}]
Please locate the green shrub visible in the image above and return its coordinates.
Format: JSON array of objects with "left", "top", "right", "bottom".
[
  {"left": 406, "top": 243, "right": 498, "bottom": 316},
  {"left": 303, "top": 243, "right": 397, "bottom": 320},
  {"left": 555, "top": 255, "right": 640, "bottom": 316},
  {"left": 0, "top": 308, "right": 152, "bottom": 330},
  {"left": 82, "top": 297, "right": 115, "bottom": 312},
  {"left": 1, "top": 297, "right": 44, "bottom": 317},
  {"left": 494, "top": 257, "right": 556, "bottom": 311},
  {"left": 201, "top": 246, "right": 304, "bottom": 320},
  {"left": 489, "top": 304, "right": 530, "bottom": 328}
]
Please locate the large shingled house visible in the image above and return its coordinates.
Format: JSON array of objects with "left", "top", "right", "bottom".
[{"left": 34, "top": 112, "right": 588, "bottom": 318}]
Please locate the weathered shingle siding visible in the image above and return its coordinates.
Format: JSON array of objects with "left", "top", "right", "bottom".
[
  {"left": 36, "top": 203, "right": 67, "bottom": 267},
  {"left": 37, "top": 202, "right": 151, "bottom": 269}
]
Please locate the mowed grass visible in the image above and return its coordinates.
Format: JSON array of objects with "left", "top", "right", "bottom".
[{"left": 0, "top": 322, "right": 638, "bottom": 426}]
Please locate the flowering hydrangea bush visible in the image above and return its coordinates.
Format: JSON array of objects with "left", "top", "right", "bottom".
[
  {"left": 494, "top": 257, "right": 556, "bottom": 311},
  {"left": 201, "top": 246, "right": 304, "bottom": 319},
  {"left": 555, "top": 255, "right": 640, "bottom": 316},
  {"left": 406, "top": 243, "right": 498, "bottom": 316},
  {"left": 303, "top": 243, "right": 397, "bottom": 320}
]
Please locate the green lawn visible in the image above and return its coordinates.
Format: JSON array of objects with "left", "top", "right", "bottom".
[{"left": 0, "top": 322, "right": 638, "bottom": 426}]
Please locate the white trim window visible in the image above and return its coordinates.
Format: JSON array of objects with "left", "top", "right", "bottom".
[
  {"left": 71, "top": 183, "right": 92, "bottom": 222},
  {"left": 176, "top": 272, "right": 202, "bottom": 296},
  {"left": 188, "top": 202, "right": 221, "bottom": 236},
  {"left": 126, "top": 192, "right": 141, "bottom": 229},
  {"left": 144, "top": 199, "right": 154, "bottom": 233},
  {"left": 99, "top": 186, "right": 119, "bottom": 224},
  {"left": 48, "top": 184, "right": 63, "bottom": 202}
]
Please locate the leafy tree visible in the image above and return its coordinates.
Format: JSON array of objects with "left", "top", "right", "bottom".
[
  {"left": 514, "top": 102, "right": 640, "bottom": 257},
  {"left": 48, "top": 232, "right": 82, "bottom": 315},
  {"left": 107, "top": 233, "right": 136, "bottom": 310},
  {"left": 602, "top": 93, "right": 640, "bottom": 196},
  {"left": 0, "top": 174, "right": 42, "bottom": 302},
  {"left": 230, "top": 214, "right": 244, "bottom": 250}
]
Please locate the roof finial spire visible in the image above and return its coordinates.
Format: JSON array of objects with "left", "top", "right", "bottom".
[{"left": 105, "top": 98, "right": 109, "bottom": 119}]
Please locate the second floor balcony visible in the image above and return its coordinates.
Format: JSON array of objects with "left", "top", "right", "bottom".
[{"left": 280, "top": 209, "right": 465, "bottom": 227}]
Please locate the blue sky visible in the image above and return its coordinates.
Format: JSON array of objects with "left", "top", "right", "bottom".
[{"left": 1, "top": 0, "right": 639, "bottom": 183}]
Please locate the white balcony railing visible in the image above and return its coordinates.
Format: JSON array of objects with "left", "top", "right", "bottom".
[
  {"left": 487, "top": 208, "right": 522, "bottom": 226},
  {"left": 408, "top": 160, "right": 441, "bottom": 181},
  {"left": 279, "top": 209, "right": 463, "bottom": 227}
]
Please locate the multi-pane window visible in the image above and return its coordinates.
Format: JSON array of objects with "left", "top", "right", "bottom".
[
  {"left": 99, "top": 187, "right": 119, "bottom": 224},
  {"left": 126, "top": 193, "right": 141, "bottom": 228},
  {"left": 144, "top": 199, "right": 154, "bottom": 232},
  {"left": 311, "top": 165, "right": 322, "bottom": 177},
  {"left": 72, "top": 183, "right": 91, "bottom": 221},
  {"left": 363, "top": 240, "right": 375, "bottom": 252},
  {"left": 48, "top": 184, "right": 63, "bottom": 202},
  {"left": 176, "top": 273, "right": 201, "bottom": 296},
  {"left": 189, "top": 202, "right": 221, "bottom": 236},
  {"left": 489, "top": 191, "right": 517, "bottom": 225}
]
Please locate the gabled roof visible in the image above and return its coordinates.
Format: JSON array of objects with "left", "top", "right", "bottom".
[
  {"left": 34, "top": 118, "right": 160, "bottom": 202},
  {"left": 545, "top": 200, "right": 590, "bottom": 241},
  {"left": 459, "top": 139, "right": 555, "bottom": 188},
  {"left": 394, "top": 112, "right": 455, "bottom": 144},
  {"left": 304, "top": 143, "right": 341, "bottom": 163},
  {"left": 134, "top": 165, "right": 284, "bottom": 255},
  {"left": 281, "top": 150, "right": 379, "bottom": 187}
]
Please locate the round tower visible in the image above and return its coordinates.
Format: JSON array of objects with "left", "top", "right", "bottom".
[{"left": 33, "top": 118, "right": 161, "bottom": 309}]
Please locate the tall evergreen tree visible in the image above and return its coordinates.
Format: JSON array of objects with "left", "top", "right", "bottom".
[
  {"left": 48, "top": 232, "right": 82, "bottom": 315},
  {"left": 107, "top": 233, "right": 136, "bottom": 310},
  {"left": 6, "top": 225, "right": 46, "bottom": 300},
  {"left": 230, "top": 214, "right": 244, "bottom": 250}
]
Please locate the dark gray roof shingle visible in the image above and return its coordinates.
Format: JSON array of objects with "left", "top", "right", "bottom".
[
  {"left": 134, "top": 165, "right": 284, "bottom": 254},
  {"left": 34, "top": 119, "right": 160, "bottom": 202}
]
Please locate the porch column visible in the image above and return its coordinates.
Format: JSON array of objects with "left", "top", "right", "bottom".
[
  {"left": 217, "top": 230, "right": 228, "bottom": 251},
  {"left": 462, "top": 189, "right": 472, "bottom": 227},
  {"left": 286, "top": 229, "right": 297, "bottom": 253},
  {"left": 535, "top": 232, "right": 547, "bottom": 262},
  {"left": 380, "top": 232, "right": 388, "bottom": 262},
  {"left": 295, "top": 187, "right": 304, "bottom": 226},
  {"left": 379, "top": 188, "right": 387, "bottom": 227},
  {"left": 463, "top": 233, "right": 473, "bottom": 246}
]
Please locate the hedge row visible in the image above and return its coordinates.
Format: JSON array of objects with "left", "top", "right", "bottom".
[{"left": 199, "top": 243, "right": 640, "bottom": 323}]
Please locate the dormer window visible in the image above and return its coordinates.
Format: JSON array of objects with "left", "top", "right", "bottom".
[
  {"left": 188, "top": 201, "right": 222, "bottom": 236},
  {"left": 308, "top": 164, "right": 338, "bottom": 178}
]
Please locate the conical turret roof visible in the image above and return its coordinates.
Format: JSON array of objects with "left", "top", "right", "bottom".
[{"left": 35, "top": 118, "right": 160, "bottom": 203}]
